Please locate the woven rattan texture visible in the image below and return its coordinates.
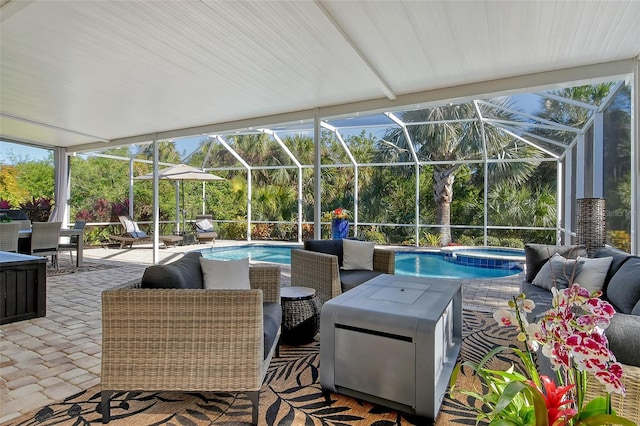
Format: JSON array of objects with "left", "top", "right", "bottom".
[
  {"left": 585, "top": 362, "right": 640, "bottom": 423},
  {"left": 291, "top": 246, "right": 395, "bottom": 304},
  {"left": 282, "top": 296, "right": 320, "bottom": 330},
  {"left": 576, "top": 198, "right": 606, "bottom": 257},
  {"left": 102, "top": 264, "right": 281, "bottom": 394}
]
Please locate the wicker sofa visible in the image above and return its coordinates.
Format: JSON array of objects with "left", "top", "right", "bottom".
[
  {"left": 521, "top": 244, "right": 640, "bottom": 422},
  {"left": 291, "top": 239, "right": 395, "bottom": 304},
  {"left": 100, "top": 252, "right": 281, "bottom": 425}
]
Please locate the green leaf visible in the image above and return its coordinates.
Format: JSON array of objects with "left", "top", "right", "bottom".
[
  {"left": 489, "top": 419, "right": 521, "bottom": 426},
  {"left": 574, "top": 414, "right": 637, "bottom": 426}
]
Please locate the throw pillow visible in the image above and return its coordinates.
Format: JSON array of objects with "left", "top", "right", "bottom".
[
  {"left": 196, "top": 218, "right": 214, "bottom": 232},
  {"left": 573, "top": 256, "right": 613, "bottom": 293},
  {"left": 532, "top": 253, "right": 584, "bottom": 291},
  {"left": 199, "top": 257, "right": 251, "bottom": 290},
  {"left": 342, "top": 239, "right": 374, "bottom": 271}
]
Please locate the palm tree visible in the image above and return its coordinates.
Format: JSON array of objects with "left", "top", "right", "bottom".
[{"left": 380, "top": 100, "right": 539, "bottom": 246}]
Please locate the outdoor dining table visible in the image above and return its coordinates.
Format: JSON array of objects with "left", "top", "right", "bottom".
[{"left": 18, "top": 228, "right": 84, "bottom": 267}]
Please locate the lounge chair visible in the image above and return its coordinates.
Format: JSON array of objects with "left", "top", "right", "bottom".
[
  {"left": 108, "top": 216, "right": 151, "bottom": 248},
  {"left": 109, "top": 216, "right": 186, "bottom": 249},
  {"left": 194, "top": 214, "right": 218, "bottom": 244}
]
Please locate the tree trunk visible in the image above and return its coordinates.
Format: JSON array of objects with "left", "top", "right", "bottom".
[{"left": 434, "top": 167, "right": 455, "bottom": 246}]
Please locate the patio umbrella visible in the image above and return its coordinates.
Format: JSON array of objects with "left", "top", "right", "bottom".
[{"left": 135, "top": 164, "right": 225, "bottom": 232}]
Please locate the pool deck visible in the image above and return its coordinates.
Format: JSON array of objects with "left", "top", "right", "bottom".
[{"left": 0, "top": 240, "right": 523, "bottom": 423}]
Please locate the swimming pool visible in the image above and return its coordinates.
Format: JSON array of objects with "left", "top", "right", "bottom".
[{"left": 200, "top": 245, "right": 523, "bottom": 279}]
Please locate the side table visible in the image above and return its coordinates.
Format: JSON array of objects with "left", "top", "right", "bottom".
[{"left": 281, "top": 286, "right": 321, "bottom": 344}]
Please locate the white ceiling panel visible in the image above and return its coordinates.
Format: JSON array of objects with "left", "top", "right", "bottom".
[{"left": 1, "top": 0, "right": 639, "bottom": 152}]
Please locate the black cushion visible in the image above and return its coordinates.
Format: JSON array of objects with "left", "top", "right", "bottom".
[
  {"left": 141, "top": 252, "right": 203, "bottom": 289},
  {"left": 304, "top": 239, "right": 344, "bottom": 267},
  {"left": 340, "top": 269, "right": 383, "bottom": 292},
  {"left": 524, "top": 244, "right": 586, "bottom": 283},
  {"left": 0, "top": 209, "right": 29, "bottom": 220},
  {"left": 594, "top": 247, "right": 632, "bottom": 292},
  {"left": 606, "top": 256, "right": 640, "bottom": 314},
  {"left": 263, "top": 302, "right": 282, "bottom": 359}
]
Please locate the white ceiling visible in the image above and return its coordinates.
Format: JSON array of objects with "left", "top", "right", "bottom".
[{"left": 1, "top": 0, "right": 639, "bottom": 153}]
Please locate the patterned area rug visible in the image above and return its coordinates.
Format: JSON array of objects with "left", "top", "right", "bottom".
[{"left": 7, "top": 310, "right": 520, "bottom": 426}]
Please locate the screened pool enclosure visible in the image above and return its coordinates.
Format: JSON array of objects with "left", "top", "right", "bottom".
[{"left": 73, "top": 79, "right": 636, "bottom": 255}]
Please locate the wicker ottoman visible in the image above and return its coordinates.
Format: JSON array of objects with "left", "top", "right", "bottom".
[{"left": 281, "top": 286, "right": 321, "bottom": 344}]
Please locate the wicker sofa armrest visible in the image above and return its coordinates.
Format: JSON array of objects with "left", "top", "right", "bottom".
[
  {"left": 249, "top": 265, "right": 281, "bottom": 303},
  {"left": 102, "top": 287, "right": 266, "bottom": 392},
  {"left": 291, "top": 248, "right": 341, "bottom": 303},
  {"left": 373, "top": 248, "right": 395, "bottom": 274},
  {"left": 586, "top": 362, "right": 640, "bottom": 423}
]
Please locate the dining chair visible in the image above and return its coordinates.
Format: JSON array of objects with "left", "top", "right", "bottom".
[
  {"left": 58, "top": 220, "right": 86, "bottom": 265},
  {"left": 0, "top": 222, "right": 21, "bottom": 252},
  {"left": 30, "top": 221, "right": 62, "bottom": 270}
]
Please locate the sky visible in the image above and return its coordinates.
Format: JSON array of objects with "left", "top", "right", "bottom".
[{"left": 1, "top": 141, "right": 52, "bottom": 164}]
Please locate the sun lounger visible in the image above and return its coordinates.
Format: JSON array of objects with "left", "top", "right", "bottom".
[{"left": 108, "top": 216, "right": 151, "bottom": 248}]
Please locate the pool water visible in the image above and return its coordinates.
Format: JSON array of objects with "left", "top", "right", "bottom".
[
  {"left": 395, "top": 251, "right": 519, "bottom": 279},
  {"left": 202, "top": 245, "right": 297, "bottom": 265},
  {"left": 201, "top": 245, "right": 523, "bottom": 279}
]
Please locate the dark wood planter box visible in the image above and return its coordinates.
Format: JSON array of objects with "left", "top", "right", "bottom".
[{"left": 0, "top": 251, "right": 46, "bottom": 324}]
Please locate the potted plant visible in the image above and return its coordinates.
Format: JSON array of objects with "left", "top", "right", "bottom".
[{"left": 330, "top": 208, "right": 350, "bottom": 240}]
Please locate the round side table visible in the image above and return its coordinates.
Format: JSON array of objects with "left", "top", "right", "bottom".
[{"left": 281, "top": 286, "right": 321, "bottom": 345}]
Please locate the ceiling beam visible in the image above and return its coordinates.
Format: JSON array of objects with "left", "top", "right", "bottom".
[
  {"left": 313, "top": 0, "right": 397, "bottom": 101},
  {"left": 69, "top": 58, "right": 636, "bottom": 155}
]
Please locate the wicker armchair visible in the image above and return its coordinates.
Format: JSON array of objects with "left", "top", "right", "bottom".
[
  {"left": 100, "top": 265, "right": 281, "bottom": 425},
  {"left": 291, "top": 241, "right": 395, "bottom": 304}
]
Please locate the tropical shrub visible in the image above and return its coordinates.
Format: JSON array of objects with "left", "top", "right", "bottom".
[
  {"left": 218, "top": 220, "right": 247, "bottom": 240},
  {"left": 251, "top": 223, "right": 272, "bottom": 240},
  {"left": 359, "top": 228, "right": 387, "bottom": 244},
  {"left": 423, "top": 232, "right": 441, "bottom": 247},
  {"left": 20, "top": 196, "right": 53, "bottom": 222},
  {"left": 500, "top": 238, "right": 524, "bottom": 248},
  {"left": 455, "top": 234, "right": 476, "bottom": 246},
  {"left": 608, "top": 230, "right": 631, "bottom": 253}
]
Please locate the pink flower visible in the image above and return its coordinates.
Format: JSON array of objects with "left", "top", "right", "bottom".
[
  {"left": 594, "top": 370, "right": 626, "bottom": 394},
  {"left": 584, "top": 297, "right": 615, "bottom": 319}
]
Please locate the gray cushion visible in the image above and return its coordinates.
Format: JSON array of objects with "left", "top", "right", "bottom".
[
  {"left": 606, "top": 257, "right": 640, "bottom": 314},
  {"left": 340, "top": 269, "right": 382, "bottom": 292},
  {"left": 524, "top": 244, "right": 586, "bottom": 282},
  {"left": 305, "top": 239, "right": 344, "bottom": 267},
  {"left": 521, "top": 280, "right": 554, "bottom": 321},
  {"left": 141, "top": 252, "right": 203, "bottom": 289},
  {"left": 606, "top": 313, "right": 640, "bottom": 367},
  {"left": 263, "top": 302, "right": 282, "bottom": 359}
]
